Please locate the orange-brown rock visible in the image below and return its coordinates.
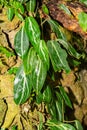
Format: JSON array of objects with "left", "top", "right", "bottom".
[{"left": 47, "top": 0, "right": 87, "bottom": 39}]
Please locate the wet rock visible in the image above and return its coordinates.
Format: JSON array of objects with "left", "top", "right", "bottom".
[
  {"left": 70, "top": 82, "right": 84, "bottom": 105},
  {"left": 61, "top": 69, "right": 87, "bottom": 128},
  {"left": 61, "top": 71, "right": 75, "bottom": 87},
  {"left": 83, "top": 114, "right": 87, "bottom": 127},
  {"left": 61, "top": 71, "right": 84, "bottom": 105},
  {"left": 79, "top": 69, "right": 87, "bottom": 98},
  {"left": 83, "top": 97, "right": 87, "bottom": 105},
  {"left": 74, "top": 106, "right": 84, "bottom": 122},
  {"left": 81, "top": 104, "right": 87, "bottom": 115},
  {"left": 0, "top": 28, "right": 8, "bottom": 48},
  {"left": 0, "top": 74, "right": 19, "bottom": 129}
]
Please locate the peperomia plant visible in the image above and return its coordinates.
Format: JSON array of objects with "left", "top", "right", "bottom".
[{"left": 0, "top": 0, "right": 84, "bottom": 129}]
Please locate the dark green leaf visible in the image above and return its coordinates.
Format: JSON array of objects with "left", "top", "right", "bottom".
[
  {"left": 38, "top": 112, "right": 44, "bottom": 130},
  {"left": 14, "top": 65, "right": 32, "bottom": 104},
  {"left": 47, "top": 40, "right": 71, "bottom": 73},
  {"left": 55, "top": 101, "right": 63, "bottom": 121},
  {"left": 23, "top": 47, "right": 37, "bottom": 74},
  {"left": 61, "top": 123, "right": 76, "bottom": 130},
  {"left": 56, "top": 92, "right": 64, "bottom": 121},
  {"left": 47, "top": 120, "right": 76, "bottom": 130},
  {"left": 36, "top": 85, "right": 52, "bottom": 104},
  {"left": 25, "top": 18, "right": 49, "bottom": 69},
  {"left": 47, "top": 19, "right": 66, "bottom": 40},
  {"left": 36, "top": 40, "right": 49, "bottom": 70},
  {"left": 42, "top": 4, "right": 49, "bottom": 14},
  {"left": 69, "top": 59, "right": 81, "bottom": 66},
  {"left": 75, "top": 120, "right": 83, "bottom": 130},
  {"left": 78, "top": 12, "right": 87, "bottom": 32},
  {"left": 26, "top": 0, "right": 36, "bottom": 12},
  {"left": 59, "top": 86, "right": 72, "bottom": 108},
  {"left": 14, "top": 26, "right": 29, "bottom": 58},
  {"left": 23, "top": 40, "right": 49, "bottom": 70},
  {"left": 47, "top": 19, "right": 82, "bottom": 60},
  {"left": 58, "top": 39, "right": 82, "bottom": 59},
  {"left": 31, "top": 55, "right": 47, "bottom": 94},
  {"left": 25, "top": 16, "right": 41, "bottom": 44},
  {"left": 43, "top": 85, "right": 52, "bottom": 103},
  {"left": 47, "top": 93, "right": 63, "bottom": 121},
  {"left": 24, "top": 47, "right": 47, "bottom": 95},
  {"left": 56, "top": 91, "right": 63, "bottom": 104},
  {"left": 13, "top": 1, "right": 24, "bottom": 14},
  {"left": 36, "top": 92, "right": 43, "bottom": 104},
  {"left": 47, "top": 101, "right": 57, "bottom": 119},
  {"left": 7, "top": 7, "right": 14, "bottom": 21},
  {"left": 15, "top": 10, "right": 24, "bottom": 21}
]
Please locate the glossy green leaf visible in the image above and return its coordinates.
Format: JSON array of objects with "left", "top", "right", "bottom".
[
  {"left": 47, "top": 94, "right": 63, "bottom": 121},
  {"left": 42, "top": 4, "right": 49, "bottom": 14},
  {"left": 47, "top": 19, "right": 66, "bottom": 40},
  {"left": 75, "top": 120, "right": 83, "bottom": 130},
  {"left": 23, "top": 47, "right": 37, "bottom": 74},
  {"left": 38, "top": 112, "right": 44, "bottom": 130},
  {"left": 58, "top": 39, "right": 82, "bottom": 59},
  {"left": 25, "top": 16, "right": 41, "bottom": 44},
  {"left": 47, "top": 120, "right": 76, "bottom": 130},
  {"left": 59, "top": 86, "right": 72, "bottom": 108},
  {"left": 23, "top": 39, "right": 49, "bottom": 69},
  {"left": 13, "top": 1, "right": 24, "bottom": 14},
  {"left": 24, "top": 47, "right": 47, "bottom": 94},
  {"left": 26, "top": 0, "right": 36, "bottom": 12},
  {"left": 36, "top": 85, "right": 52, "bottom": 104},
  {"left": 78, "top": 12, "right": 87, "bottom": 32},
  {"left": 56, "top": 92, "right": 64, "bottom": 121},
  {"left": 49, "top": 126, "right": 58, "bottom": 130},
  {"left": 36, "top": 92, "right": 43, "bottom": 104},
  {"left": 47, "top": 19, "right": 82, "bottom": 60},
  {"left": 36, "top": 40, "right": 49, "bottom": 70},
  {"left": 47, "top": 101, "right": 57, "bottom": 119},
  {"left": 43, "top": 85, "right": 52, "bottom": 103},
  {"left": 56, "top": 91, "right": 63, "bottom": 104},
  {"left": 15, "top": 10, "right": 24, "bottom": 21},
  {"left": 69, "top": 59, "right": 81, "bottom": 66},
  {"left": 47, "top": 40, "right": 71, "bottom": 73},
  {"left": 55, "top": 101, "right": 63, "bottom": 121},
  {"left": 14, "top": 26, "right": 29, "bottom": 58},
  {"left": 14, "top": 65, "right": 32, "bottom": 104},
  {"left": 25, "top": 17, "right": 49, "bottom": 69},
  {"left": 7, "top": 7, "right": 14, "bottom": 21},
  {"left": 31, "top": 56, "right": 47, "bottom": 94}
]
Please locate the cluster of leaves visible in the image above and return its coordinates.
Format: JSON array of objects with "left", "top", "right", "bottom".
[{"left": 0, "top": 0, "right": 85, "bottom": 130}]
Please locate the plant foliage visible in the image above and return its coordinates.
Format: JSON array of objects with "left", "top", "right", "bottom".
[{"left": 0, "top": 0, "right": 84, "bottom": 129}]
